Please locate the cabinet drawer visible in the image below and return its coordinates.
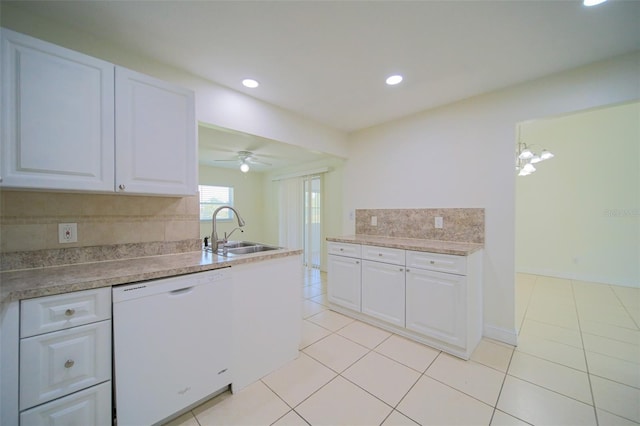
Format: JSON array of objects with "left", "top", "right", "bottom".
[
  {"left": 328, "top": 242, "right": 361, "bottom": 258},
  {"left": 362, "top": 245, "right": 405, "bottom": 266},
  {"left": 21, "top": 287, "right": 111, "bottom": 337},
  {"left": 20, "top": 320, "right": 112, "bottom": 410},
  {"left": 406, "top": 250, "right": 466, "bottom": 275},
  {"left": 20, "top": 381, "right": 112, "bottom": 426}
]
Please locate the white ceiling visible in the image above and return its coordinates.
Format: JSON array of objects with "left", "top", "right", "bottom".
[{"left": 4, "top": 0, "right": 639, "bottom": 170}]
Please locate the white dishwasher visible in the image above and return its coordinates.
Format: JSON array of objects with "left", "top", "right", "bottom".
[{"left": 112, "top": 268, "right": 232, "bottom": 426}]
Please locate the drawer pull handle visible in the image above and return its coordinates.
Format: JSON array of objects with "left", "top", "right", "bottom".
[
  {"left": 65, "top": 308, "right": 75, "bottom": 317},
  {"left": 64, "top": 359, "right": 75, "bottom": 369}
]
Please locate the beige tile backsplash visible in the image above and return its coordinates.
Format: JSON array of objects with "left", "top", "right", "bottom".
[
  {"left": 0, "top": 190, "right": 200, "bottom": 253},
  {"left": 355, "top": 208, "right": 484, "bottom": 243}
]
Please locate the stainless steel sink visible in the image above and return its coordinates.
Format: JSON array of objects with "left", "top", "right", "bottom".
[
  {"left": 222, "top": 241, "right": 260, "bottom": 249},
  {"left": 224, "top": 245, "right": 280, "bottom": 255},
  {"left": 205, "top": 241, "right": 281, "bottom": 257}
]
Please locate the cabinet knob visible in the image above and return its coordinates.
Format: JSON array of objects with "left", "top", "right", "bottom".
[
  {"left": 430, "top": 260, "right": 435, "bottom": 264},
  {"left": 400, "top": 268, "right": 404, "bottom": 272},
  {"left": 339, "top": 248, "right": 344, "bottom": 251},
  {"left": 406, "top": 268, "right": 410, "bottom": 273},
  {"left": 378, "top": 253, "right": 383, "bottom": 257},
  {"left": 64, "top": 308, "right": 75, "bottom": 317},
  {"left": 118, "top": 184, "right": 126, "bottom": 191},
  {"left": 356, "top": 261, "right": 360, "bottom": 264},
  {"left": 64, "top": 359, "right": 75, "bottom": 369}
]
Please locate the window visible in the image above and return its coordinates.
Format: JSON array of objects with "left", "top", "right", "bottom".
[{"left": 199, "top": 185, "right": 234, "bottom": 221}]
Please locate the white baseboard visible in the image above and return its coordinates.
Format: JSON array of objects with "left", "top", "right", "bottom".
[
  {"left": 483, "top": 323, "right": 518, "bottom": 346},
  {"left": 516, "top": 267, "right": 639, "bottom": 288}
]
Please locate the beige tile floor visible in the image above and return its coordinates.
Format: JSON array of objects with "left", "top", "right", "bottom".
[{"left": 166, "top": 270, "right": 640, "bottom": 426}]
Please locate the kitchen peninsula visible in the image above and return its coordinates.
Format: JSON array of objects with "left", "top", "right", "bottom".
[{"left": 0, "top": 245, "right": 302, "bottom": 426}]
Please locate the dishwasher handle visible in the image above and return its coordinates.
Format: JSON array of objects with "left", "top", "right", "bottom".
[{"left": 169, "top": 286, "right": 194, "bottom": 296}]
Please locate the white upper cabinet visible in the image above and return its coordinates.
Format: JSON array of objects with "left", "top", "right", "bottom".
[
  {"left": 0, "top": 29, "right": 197, "bottom": 196},
  {"left": 1, "top": 28, "right": 115, "bottom": 192},
  {"left": 115, "top": 67, "right": 196, "bottom": 195}
]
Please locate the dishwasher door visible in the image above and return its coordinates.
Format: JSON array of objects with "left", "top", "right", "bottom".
[{"left": 113, "top": 268, "right": 232, "bottom": 426}]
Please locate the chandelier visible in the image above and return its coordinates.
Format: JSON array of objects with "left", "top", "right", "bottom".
[{"left": 515, "top": 128, "right": 554, "bottom": 176}]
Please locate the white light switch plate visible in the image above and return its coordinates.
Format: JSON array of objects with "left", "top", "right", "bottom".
[{"left": 371, "top": 216, "right": 377, "bottom": 226}]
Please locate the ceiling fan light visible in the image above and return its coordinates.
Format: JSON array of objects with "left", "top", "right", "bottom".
[
  {"left": 240, "top": 162, "right": 250, "bottom": 173},
  {"left": 523, "top": 163, "right": 536, "bottom": 173},
  {"left": 540, "top": 150, "right": 554, "bottom": 160},
  {"left": 530, "top": 155, "right": 542, "bottom": 164},
  {"left": 518, "top": 148, "right": 534, "bottom": 160}
]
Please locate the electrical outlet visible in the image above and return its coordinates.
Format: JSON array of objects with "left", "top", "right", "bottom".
[
  {"left": 371, "top": 216, "right": 377, "bottom": 226},
  {"left": 434, "top": 217, "right": 444, "bottom": 229},
  {"left": 58, "top": 223, "right": 78, "bottom": 243}
]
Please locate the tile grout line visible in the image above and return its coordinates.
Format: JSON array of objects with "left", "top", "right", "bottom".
[
  {"left": 609, "top": 283, "right": 640, "bottom": 330},
  {"left": 490, "top": 344, "right": 520, "bottom": 425},
  {"left": 570, "top": 279, "right": 599, "bottom": 426}
]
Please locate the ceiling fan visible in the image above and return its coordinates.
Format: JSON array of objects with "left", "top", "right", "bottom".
[{"left": 214, "top": 150, "right": 272, "bottom": 172}]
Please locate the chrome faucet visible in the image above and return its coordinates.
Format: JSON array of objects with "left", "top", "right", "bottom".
[{"left": 211, "top": 206, "right": 246, "bottom": 251}]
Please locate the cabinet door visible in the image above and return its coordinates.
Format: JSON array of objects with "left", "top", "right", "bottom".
[
  {"left": 328, "top": 254, "right": 361, "bottom": 311},
  {"left": 405, "top": 268, "right": 466, "bottom": 347},
  {"left": 1, "top": 29, "right": 115, "bottom": 191},
  {"left": 115, "top": 67, "right": 196, "bottom": 196},
  {"left": 361, "top": 260, "right": 405, "bottom": 327},
  {"left": 20, "top": 381, "right": 111, "bottom": 426}
]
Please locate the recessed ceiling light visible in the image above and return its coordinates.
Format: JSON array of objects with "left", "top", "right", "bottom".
[
  {"left": 242, "top": 79, "right": 259, "bottom": 88},
  {"left": 386, "top": 75, "right": 403, "bottom": 86},
  {"left": 583, "top": 0, "right": 607, "bottom": 6}
]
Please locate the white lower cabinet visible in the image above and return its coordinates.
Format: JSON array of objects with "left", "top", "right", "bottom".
[
  {"left": 361, "top": 260, "right": 405, "bottom": 327},
  {"left": 405, "top": 268, "right": 466, "bottom": 347},
  {"left": 327, "top": 252, "right": 361, "bottom": 312},
  {"left": 20, "top": 382, "right": 111, "bottom": 426},
  {"left": 327, "top": 241, "right": 483, "bottom": 359}
]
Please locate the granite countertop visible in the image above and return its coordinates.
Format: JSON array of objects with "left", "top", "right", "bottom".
[
  {"left": 326, "top": 235, "right": 483, "bottom": 256},
  {"left": 0, "top": 248, "right": 302, "bottom": 305}
]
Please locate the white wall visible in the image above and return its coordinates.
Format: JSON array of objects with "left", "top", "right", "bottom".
[
  {"left": 516, "top": 102, "right": 640, "bottom": 287},
  {"left": 345, "top": 52, "right": 640, "bottom": 345},
  {"left": 199, "top": 165, "right": 267, "bottom": 245}
]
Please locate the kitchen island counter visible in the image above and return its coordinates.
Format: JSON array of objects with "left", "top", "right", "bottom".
[
  {"left": 0, "top": 248, "right": 302, "bottom": 305},
  {"left": 327, "top": 235, "right": 482, "bottom": 256}
]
